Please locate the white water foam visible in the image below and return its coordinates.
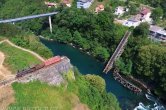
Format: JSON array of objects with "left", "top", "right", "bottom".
[{"left": 134, "top": 94, "right": 165, "bottom": 110}]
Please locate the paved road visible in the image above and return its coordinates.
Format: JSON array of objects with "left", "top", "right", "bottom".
[{"left": 0, "top": 12, "right": 58, "bottom": 23}]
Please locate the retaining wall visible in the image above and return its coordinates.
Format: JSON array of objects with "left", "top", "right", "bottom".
[{"left": 16, "top": 57, "right": 73, "bottom": 85}]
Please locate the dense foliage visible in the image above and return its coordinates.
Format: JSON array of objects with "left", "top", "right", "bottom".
[
  {"left": 134, "top": 45, "right": 166, "bottom": 99},
  {"left": 85, "top": 74, "right": 106, "bottom": 93},
  {"left": 0, "top": 0, "right": 166, "bottom": 103},
  {"left": 11, "top": 68, "right": 121, "bottom": 110},
  {"left": 67, "top": 68, "right": 121, "bottom": 110},
  {"left": 0, "top": 0, "right": 52, "bottom": 33},
  {"left": 42, "top": 7, "right": 127, "bottom": 61},
  {"left": 120, "top": 23, "right": 166, "bottom": 101},
  {"left": 0, "top": 24, "right": 53, "bottom": 58}
]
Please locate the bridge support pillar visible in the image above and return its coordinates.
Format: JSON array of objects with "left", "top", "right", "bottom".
[{"left": 49, "top": 16, "right": 52, "bottom": 33}]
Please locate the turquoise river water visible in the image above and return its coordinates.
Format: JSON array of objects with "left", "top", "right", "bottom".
[{"left": 41, "top": 39, "right": 165, "bottom": 110}]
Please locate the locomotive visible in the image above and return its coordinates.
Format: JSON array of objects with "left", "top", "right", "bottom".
[{"left": 16, "top": 56, "right": 62, "bottom": 78}]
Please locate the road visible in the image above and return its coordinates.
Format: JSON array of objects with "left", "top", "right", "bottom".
[{"left": 0, "top": 12, "right": 58, "bottom": 23}]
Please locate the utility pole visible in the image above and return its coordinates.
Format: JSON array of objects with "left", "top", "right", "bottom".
[{"left": 49, "top": 16, "right": 52, "bottom": 33}]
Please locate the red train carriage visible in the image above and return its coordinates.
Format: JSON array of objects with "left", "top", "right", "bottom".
[
  {"left": 16, "top": 56, "right": 62, "bottom": 78},
  {"left": 16, "top": 63, "right": 45, "bottom": 78},
  {"left": 44, "top": 56, "right": 61, "bottom": 67}
]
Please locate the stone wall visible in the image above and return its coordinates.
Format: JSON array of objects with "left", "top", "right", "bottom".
[{"left": 16, "top": 57, "right": 73, "bottom": 85}]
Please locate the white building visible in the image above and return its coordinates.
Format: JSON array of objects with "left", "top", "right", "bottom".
[
  {"left": 114, "top": 6, "right": 127, "bottom": 16},
  {"left": 77, "top": 0, "right": 94, "bottom": 9},
  {"left": 123, "top": 14, "right": 142, "bottom": 27},
  {"left": 123, "top": 8, "right": 151, "bottom": 27},
  {"left": 149, "top": 25, "right": 166, "bottom": 42},
  {"left": 140, "top": 8, "right": 151, "bottom": 22}
]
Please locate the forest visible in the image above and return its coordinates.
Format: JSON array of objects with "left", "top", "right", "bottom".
[{"left": 0, "top": 0, "right": 166, "bottom": 102}]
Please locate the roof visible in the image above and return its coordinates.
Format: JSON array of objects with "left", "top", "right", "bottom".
[
  {"left": 117, "top": 6, "right": 124, "bottom": 11},
  {"left": 98, "top": 4, "right": 104, "bottom": 9},
  {"left": 45, "top": 1, "right": 57, "bottom": 6},
  {"left": 78, "top": 0, "right": 92, "bottom": 3},
  {"left": 140, "top": 8, "right": 151, "bottom": 15},
  {"left": 63, "top": 0, "right": 70, "bottom": 4},
  {"left": 129, "top": 14, "right": 142, "bottom": 22},
  {"left": 150, "top": 25, "right": 166, "bottom": 35},
  {"left": 95, "top": 4, "right": 104, "bottom": 13}
]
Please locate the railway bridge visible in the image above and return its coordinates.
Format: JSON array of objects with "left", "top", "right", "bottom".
[
  {"left": 0, "top": 12, "right": 58, "bottom": 33},
  {"left": 103, "top": 31, "right": 131, "bottom": 73}
]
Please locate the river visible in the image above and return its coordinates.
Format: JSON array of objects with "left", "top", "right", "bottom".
[{"left": 40, "top": 39, "right": 165, "bottom": 110}]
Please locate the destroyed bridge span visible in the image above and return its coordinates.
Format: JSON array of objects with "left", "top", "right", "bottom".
[{"left": 103, "top": 31, "right": 131, "bottom": 73}]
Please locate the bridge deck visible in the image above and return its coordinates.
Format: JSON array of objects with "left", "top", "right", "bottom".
[
  {"left": 0, "top": 12, "right": 58, "bottom": 23},
  {"left": 103, "top": 31, "right": 131, "bottom": 73}
]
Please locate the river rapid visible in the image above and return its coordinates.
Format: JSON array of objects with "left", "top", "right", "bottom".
[{"left": 40, "top": 39, "right": 165, "bottom": 110}]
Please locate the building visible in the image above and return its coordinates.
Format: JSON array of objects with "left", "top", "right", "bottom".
[
  {"left": 149, "top": 25, "right": 166, "bottom": 42},
  {"left": 62, "top": 0, "right": 71, "bottom": 7},
  {"left": 123, "top": 7, "right": 151, "bottom": 27},
  {"left": 95, "top": 4, "right": 104, "bottom": 13},
  {"left": 114, "top": 6, "right": 128, "bottom": 16},
  {"left": 45, "top": 1, "right": 57, "bottom": 7},
  {"left": 140, "top": 8, "right": 151, "bottom": 22},
  {"left": 123, "top": 14, "right": 142, "bottom": 27},
  {"left": 77, "top": 0, "right": 94, "bottom": 9}
]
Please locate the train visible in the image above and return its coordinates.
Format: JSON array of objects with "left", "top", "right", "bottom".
[{"left": 16, "top": 56, "right": 62, "bottom": 78}]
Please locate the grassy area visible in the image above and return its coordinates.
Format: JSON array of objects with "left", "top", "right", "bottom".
[
  {"left": 10, "top": 81, "right": 78, "bottom": 110},
  {"left": 0, "top": 42, "right": 41, "bottom": 73},
  {"left": 157, "top": 19, "right": 166, "bottom": 28},
  {"left": 10, "top": 35, "right": 53, "bottom": 59},
  {"left": 0, "top": 24, "right": 53, "bottom": 59},
  {"left": 10, "top": 69, "right": 121, "bottom": 110}
]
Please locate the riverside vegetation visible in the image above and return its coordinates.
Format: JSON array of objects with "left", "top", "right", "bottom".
[{"left": 10, "top": 68, "right": 121, "bottom": 110}]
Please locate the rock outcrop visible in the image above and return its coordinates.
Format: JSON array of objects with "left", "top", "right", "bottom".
[{"left": 16, "top": 56, "right": 73, "bottom": 85}]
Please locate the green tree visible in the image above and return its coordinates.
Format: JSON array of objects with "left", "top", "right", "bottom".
[
  {"left": 135, "top": 45, "right": 166, "bottom": 98},
  {"left": 133, "top": 22, "right": 150, "bottom": 37},
  {"left": 85, "top": 74, "right": 106, "bottom": 93},
  {"left": 151, "top": 7, "right": 163, "bottom": 23},
  {"left": 115, "top": 58, "right": 132, "bottom": 75},
  {"left": 128, "top": 4, "right": 138, "bottom": 15}
]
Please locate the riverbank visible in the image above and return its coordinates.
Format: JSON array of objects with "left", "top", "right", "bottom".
[
  {"left": 41, "top": 38, "right": 160, "bottom": 109},
  {"left": 39, "top": 36, "right": 99, "bottom": 61},
  {"left": 39, "top": 36, "right": 150, "bottom": 93}
]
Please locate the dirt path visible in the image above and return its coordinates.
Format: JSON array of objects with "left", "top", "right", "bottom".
[
  {"left": 0, "top": 85, "right": 15, "bottom": 110},
  {"left": 0, "top": 39, "right": 45, "bottom": 62},
  {"left": 0, "top": 51, "right": 15, "bottom": 109},
  {"left": 0, "top": 52, "right": 14, "bottom": 80}
]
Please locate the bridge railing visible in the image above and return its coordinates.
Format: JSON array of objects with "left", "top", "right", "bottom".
[
  {"left": 103, "top": 31, "right": 131, "bottom": 73},
  {"left": 0, "top": 12, "right": 58, "bottom": 23}
]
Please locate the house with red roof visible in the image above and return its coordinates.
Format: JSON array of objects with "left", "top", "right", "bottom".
[
  {"left": 123, "top": 7, "right": 151, "bottom": 27},
  {"left": 95, "top": 4, "right": 104, "bottom": 13},
  {"left": 62, "top": 0, "right": 71, "bottom": 7},
  {"left": 45, "top": 1, "right": 57, "bottom": 8},
  {"left": 140, "top": 7, "right": 151, "bottom": 22}
]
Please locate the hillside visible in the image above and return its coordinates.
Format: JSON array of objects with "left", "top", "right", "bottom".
[{"left": 10, "top": 68, "right": 121, "bottom": 110}]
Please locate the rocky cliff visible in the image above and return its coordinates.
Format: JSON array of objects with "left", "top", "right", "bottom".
[{"left": 16, "top": 56, "right": 73, "bottom": 85}]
